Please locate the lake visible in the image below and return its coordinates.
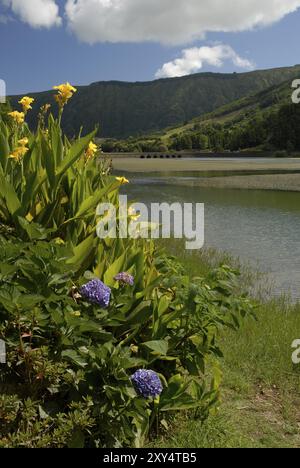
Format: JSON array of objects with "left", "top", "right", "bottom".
[{"left": 120, "top": 169, "right": 300, "bottom": 301}]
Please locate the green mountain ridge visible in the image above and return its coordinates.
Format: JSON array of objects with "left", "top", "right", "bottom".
[
  {"left": 104, "top": 76, "right": 300, "bottom": 153},
  {"left": 9, "top": 64, "right": 300, "bottom": 138}
]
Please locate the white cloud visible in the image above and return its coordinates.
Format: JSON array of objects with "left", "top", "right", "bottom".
[
  {"left": 155, "top": 45, "right": 255, "bottom": 79},
  {"left": 64, "top": 0, "right": 300, "bottom": 45},
  {"left": 2, "top": 0, "right": 61, "bottom": 28}
]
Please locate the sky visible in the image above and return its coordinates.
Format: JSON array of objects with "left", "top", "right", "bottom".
[{"left": 1, "top": 0, "right": 300, "bottom": 95}]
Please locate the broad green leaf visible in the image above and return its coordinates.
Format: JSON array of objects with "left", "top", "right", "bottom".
[
  {"left": 103, "top": 252, "right": 127, "bottom": 287},
  {"left": 55, "top": 130, "right": 97, "bottom": 179},
  {"left": 18, "top": 217, "right": 53, "bottom": 241},
  {"left": 0, "top": 130, "right": 9, "bottom": 170},
  {"left": 68, "top": 430, "right": 85, "bottom": 449},
  {"left": 66, "top": 182, "right": 116, "bottom": 223},
  {"left": 143, "top": 340, "right": 169, "bottom": 356},
  {"left": 0, "top": 173, "right": 21, "bottom": 217},
  {"left": 61, "top": 350, "right": 88, "bottom": 368},
  {"left": 158, "top": 296, "right": 171, "bottom": 315},
  {"left": 67, "top": 234, "right": 95, "bottom": 266}
]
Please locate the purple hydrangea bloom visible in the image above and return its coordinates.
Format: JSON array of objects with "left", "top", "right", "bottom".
[
  {"left": 114, "top": 272, "right": 134, "bottom": 286},
  {"left": 80, "top": 279, "right": 111, "bottom": 308},
  {"left": 131, "top": 369, "right": 163, "bottom": 399}
]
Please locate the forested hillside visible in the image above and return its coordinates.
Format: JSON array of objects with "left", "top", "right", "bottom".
[
  {"left": 102, "top": 76, "right": 300, "bottom": 153},
  {"left": 9, "top": 65, "right": 300, "bottom": 138}
]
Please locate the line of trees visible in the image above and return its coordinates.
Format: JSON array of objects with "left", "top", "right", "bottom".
[
  {"left": 102, "top": 103, "right": 300, "bottom": 154},
  {"left": 169, "top": 104, "right": 300, "bottom": 152}
]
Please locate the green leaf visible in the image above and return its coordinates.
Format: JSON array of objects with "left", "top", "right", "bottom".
[
  {"left": 18, "top": 217, "right": 54, "bottom": 240},
  {"left": 158, "top": 296, "right": 171, "bottom": 315},
  {"left": 73, "top": 182, "right": 116, "bottom": 220},
  {"left": 61, "top": 350, "right": 88, "bottom": 368},
  {"left": 0, "top": 263, "right": 17, "bottom": 278},
  {"left": 15, "top": 294, "right": 44, "bottom": 309},
  {"left": 0, "top": 173, "right": 21, "bottom": 217},
  {"left": 67, "top": 234, "right": 95, "bottom": 266},
  {"left": 103, "top": 252, "right": 127, "bottom": 287},
  {"left": 41, "top": 133, "right": 56, "bottom": 189},
  {"left": 50, "top": 119, "right": 63, "bottom": 167},
  {"left": 0, "top": 127, "right": 9, "bottom": 170},
  {"left": 55, "top": 130, "right": 97, "bottom": 179},
  {"left": 68, "top": 430, "right": 85, "bottom": 449},
  {"left": 142, "top": 340, "right": 169, "bottom": 356}
]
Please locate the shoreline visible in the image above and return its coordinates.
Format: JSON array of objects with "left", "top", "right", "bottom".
[
  {"left": 112, "top": 157, "right": 300, "bottom": 173},
  {"left": 141, "top": 173, "right": 300, "bottom": 192},
  {"left": 112, "top": 158, "right": 300, "bottom": 192}
]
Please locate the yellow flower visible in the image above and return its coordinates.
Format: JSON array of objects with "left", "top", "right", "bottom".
[
  {"left": 116, "top": 176, "right": 129, "bottom": 185},
  {"left": 9, "top": 145, "right": 29, "bottom": 162},
  {"left": 85, "top": 141, "right": 98, "bottom": 160},
  {"left": 53, "top": 82, "right": 77, "bottom": 108},
  {"left": 8, "top": 111, "right": 25, "bottom": 125},
  {"left": 130, "top": 344, "right": 139, "bottom": 354},
  {"left": 25, "top": 212, "right": 34, "bottom": 223},
  {"left": 54, "top": 237, "right": 65, "bottom": 245},
  {"left": 18, "top": 96, "right": 34, "bottom": 113},
  {"left": 9, "top": 137, "right": 30, "bottom": 162},
  {"left": 54, "top": 82, "right": 77, "bottom": 95},
  {"left": 128, "top": 206, "right": 141, "bottom": 221},
  {"left": 41, "top": 103, "right": 51, "bottom": 113},
  {"left": 18, "top": 137, "right": 29, "bottom": 147}
]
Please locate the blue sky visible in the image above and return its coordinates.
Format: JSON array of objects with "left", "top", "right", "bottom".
[{"left": 1, "top": 0, "right": 300, "bottom": 95}]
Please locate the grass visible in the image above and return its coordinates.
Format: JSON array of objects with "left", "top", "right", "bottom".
[{"left": 150, "top": 242, "right": 300, "bottom": 448}]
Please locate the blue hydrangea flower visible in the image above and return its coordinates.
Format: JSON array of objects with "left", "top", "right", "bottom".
[
  {"left": 114, "top": 272, "right": 134, "bottom": 286},
  {"left": 80, "top": 279, "right": 111, "bottom": 308},
  {"left": 131, "top": 369, "right": 163, "bottom": 399}
]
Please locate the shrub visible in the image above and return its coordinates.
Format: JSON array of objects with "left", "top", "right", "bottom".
[{"left": 0, "top": 87, "right": 256, "bottom": 448}]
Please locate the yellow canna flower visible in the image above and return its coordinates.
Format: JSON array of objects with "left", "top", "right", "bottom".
[
  {"left": 130, "top": 344, "right": 139, "bottom": 354},
  {"left": 18, "top": 137, "right": 29, "bottom": 147},
  {"left": 9, "top": 138, "right": 30, "bottom": 162},
  {"left": 54, "top": 237, "right": 65, "bottom": 245},
  {"left": 116, "top": 176, "right": 129, "bottom": 185},
  {"left": 128, "top": 206, "right": 141, "bottom": 221},
  {"left": 8, "top": 111, "right": 25, "bottom": 125},
  {"left": 85, "top": 141, "right": 98, "bottom": 161},
  {"left": 25, "top": 212, "right": 34, "bottom": 223},
  {"left": 54, "top": 82, "right": 77, "bottom": 95},
  {"left": 18, "top": 96, "right": 34, "bottom": 113},
  {"left": 9, "top": 145, "right": 29, "bottom": 162},
  {"left": 41, "top": 103, "right": 51, "bottom": 113},
  {"left": 53, "top": 82, "right": 77, "bottom": 108}
]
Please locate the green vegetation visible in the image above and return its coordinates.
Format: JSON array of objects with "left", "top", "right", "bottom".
[
  {"left": 150, "top": 246, "right": 300, "bottom": 448},
  {"left": 152, "top": 299, "right": 300, "bottom": 448},
  {"left": 103, "top": 77, "right": 300, "bottom": 154},
  {"left": 10, "top": 65, "right": 300, "bottom": 139},
  {"left": 0, "top": 88, "right": 256, "bottom": 448},
  {"left": 0, "top": 101, "right": 11, "bottom": 125}
]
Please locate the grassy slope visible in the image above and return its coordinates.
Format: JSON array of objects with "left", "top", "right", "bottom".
[
  {"left": 162, "top": 78, "right": 293, "bottom": 140},
  {"left": 116, "top": 76, "right": 295, "bottom": 149},
  {"left": 151, "top": 245, "right": 300, "bottom": 448}
]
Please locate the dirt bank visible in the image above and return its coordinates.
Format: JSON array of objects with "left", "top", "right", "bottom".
[{"left": 112, "top": 157, "right": 300, "bottom": 175}]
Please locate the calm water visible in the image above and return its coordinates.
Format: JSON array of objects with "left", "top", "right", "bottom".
[{"left": 123, "top": 174, "right": 300, "bottom": 300}]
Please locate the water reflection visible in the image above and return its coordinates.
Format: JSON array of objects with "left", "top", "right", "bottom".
[{"left": 123, "top": 177, "right": 300, "bottom": 300}]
